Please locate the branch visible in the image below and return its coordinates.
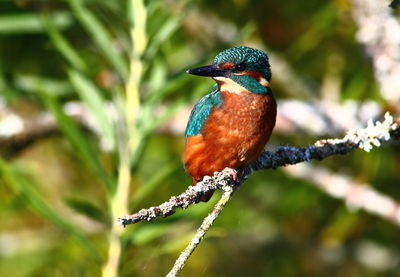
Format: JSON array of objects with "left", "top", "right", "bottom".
[
  {"left": 0, "top": 102, "right": 93, "bottom": 155},
  {"left": 117, "top": 112, "right": 399, "bottom": 227},
  {"left": 166, "top": 185, "right": 235, "bottom": 277},
  {"left": 116, "top": 168, "right": 237, "bottom": 226}
]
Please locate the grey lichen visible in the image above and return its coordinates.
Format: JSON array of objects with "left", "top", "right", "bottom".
[{"left": 315, "top": 112, "right": 398, "bottom": 152}]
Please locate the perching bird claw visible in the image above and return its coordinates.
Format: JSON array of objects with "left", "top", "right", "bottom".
[{"left": 222, "top": 167, "right": 239, "bottom": 182}]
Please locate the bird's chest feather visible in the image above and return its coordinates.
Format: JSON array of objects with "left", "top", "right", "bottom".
[
  {"left": 203, "top": 90, "right": 276, "bottom": 147},
  {"left": 183, "top": 89, "right": 276, "bottom": 182}
]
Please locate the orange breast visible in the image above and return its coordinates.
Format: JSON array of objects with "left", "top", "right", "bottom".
[{"left": 184, "top": 90, "right": 277, "bottom": 183}]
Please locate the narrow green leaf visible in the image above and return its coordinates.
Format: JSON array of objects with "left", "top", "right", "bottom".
[
  {"left": 14, "top": 73, "right": 73, "bottom": 96},
  {"left": 41, "top": 13, "right": 87, "bottom": 72},
  {"left": 0, "top": 64, "right": 19, "bottom": 101},
  {"left": 68, "top": 69, "right": 115, "bottom": 151},
  {"left": 145, "top": 74, "right": 189, "bottom": 104},
  {"left": 65, "top": 197, "right": 108, "bottom": 223},
  {"left": 144, "top": 15, "right": 183, "bottom": 60},
  {"left": 67, "top": 0, "right": 129, "bottom": 79},
  {"left": 0, "top": 12, "right": 73, "bottom": 34},
  {"left": 128, "top": 224, "right": 170, "bottom": 246},
  {"left": 286, "top": 3, "right": 336, "bottom": 60},
  {"left": 0, "top": 158, "right": 102, "bottom": 262},
  {"left": 38, "top": 91, "right": 114, "bottom": 192}
]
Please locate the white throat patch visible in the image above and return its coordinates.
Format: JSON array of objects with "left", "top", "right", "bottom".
[
  {"left": 213, "top": 76, "right": 270, "bottom": 94},
  {"left": 213, "top": 77, "right": 248, "bottom": 94}
]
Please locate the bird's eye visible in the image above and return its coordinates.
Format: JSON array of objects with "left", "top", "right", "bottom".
[{"left": 234, "top": 62, "right": 246, "bottom": 72}]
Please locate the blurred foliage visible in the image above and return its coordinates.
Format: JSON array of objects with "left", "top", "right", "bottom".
[{"left": 0, "top": 0, "right": 400, "bottom": 276}]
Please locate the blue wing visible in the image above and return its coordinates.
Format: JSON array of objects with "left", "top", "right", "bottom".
[{"left": 185, "top": 84, "right": 223, "bottom": 139}]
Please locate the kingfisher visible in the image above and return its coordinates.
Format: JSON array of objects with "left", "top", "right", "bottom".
[{"left": 184, "top": 46, "right": 277, "bottom": 201}]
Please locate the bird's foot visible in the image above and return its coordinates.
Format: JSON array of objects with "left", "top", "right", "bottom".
[{"left": 222, "top": 167, "right": 239, "bottom": 182}]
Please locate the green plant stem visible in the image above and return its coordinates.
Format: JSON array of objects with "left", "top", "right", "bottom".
[
  {"left": 102, "top": 0, "right": 147, "bottom": 276},
  {"left": 102, "top": 158, "right": 131, "bottom": 277},
  {"left": 126, "top": 0, "right": 147, "bottom": 152},
  {"left": 102, "top": 95, "right": 131, "bottom": 277}
]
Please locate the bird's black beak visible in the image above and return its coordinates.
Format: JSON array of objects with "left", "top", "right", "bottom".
[{"left": 186, "top": 65, "right": 228, "bottom": 77}]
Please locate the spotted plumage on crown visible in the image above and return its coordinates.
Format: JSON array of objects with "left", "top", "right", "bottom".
[{"left": 213, "top": 46, "right": 271, "bottom": 81}]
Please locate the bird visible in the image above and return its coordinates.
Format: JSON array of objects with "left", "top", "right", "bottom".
[{"left": 184, "top": 46, "right": 277, "bottom": 201}]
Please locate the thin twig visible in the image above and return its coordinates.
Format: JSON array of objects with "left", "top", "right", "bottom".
[
  {"left": 117, "top": 168, "right": 238, "bottom": 226},
  {"left": 166, "top": 185, "right": 235, "bottom": 277}
]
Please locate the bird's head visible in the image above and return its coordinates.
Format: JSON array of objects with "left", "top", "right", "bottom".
[{"left": 187, "top": 46, "right": 271, "bottom": 94}]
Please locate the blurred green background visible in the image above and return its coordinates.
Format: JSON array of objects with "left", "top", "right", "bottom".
[{"left": 1, "top": 0, "right": 400, "bottom": 276}]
